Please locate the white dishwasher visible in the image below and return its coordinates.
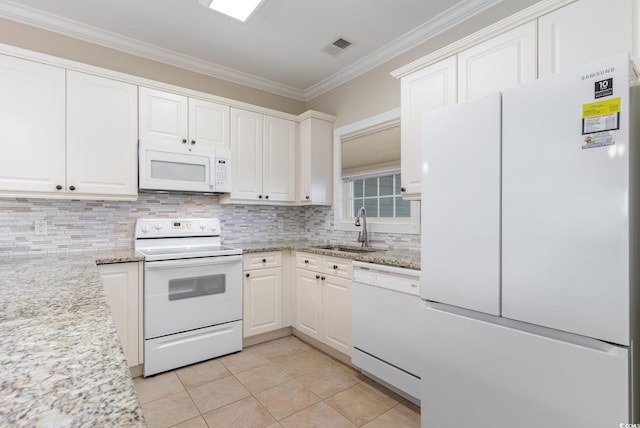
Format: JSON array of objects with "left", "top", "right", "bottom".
[{"left": 352, "top": 261, "right": 421, "bottom": 403}]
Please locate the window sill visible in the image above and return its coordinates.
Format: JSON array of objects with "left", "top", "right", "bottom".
[{"left": 334, "top": 219, "right": 420, "bottom": 235}]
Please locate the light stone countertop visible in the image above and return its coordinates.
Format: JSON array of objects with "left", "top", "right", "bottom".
[
  {"left": 237, "top": 241, "right": 421, "bottom": 270},
  {"left": 0, "top": 252, "right": 145, "bottom": 427}
]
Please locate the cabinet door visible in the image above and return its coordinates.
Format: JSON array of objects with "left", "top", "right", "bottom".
[
  {"left": 538, "top": 0, "right": 636, "bottom": 78},
  {"left": 297, "top": 117, "right": 333, "bottom": 205},
  {"left": 400, "top": 56, "right": 457, "bottom": 201},
  {"left": 244, "top": 267, "right": 283, "bottom": 337},
  {"left": 66, "top": 71, "right": 138, "bottom": 197},
  {"left": 231, "top": 108, "right": 263, "bottom": 200},
  {"left": 295, "top": 268, "right": 323, "bottom": 341},
  {"left": 0, "top": 54, "right": 65, "bottom": 193},
  {"left": 322, "top": 275, "right": 352, "bottom": 356},
  {"left": 263, "top": 115, "right": 296, "bottom": 202},
  {"left": 188, "top": 98, "right": 230, "bottom": 149},
  {"left": 458, "top": 21, "right": 537, "bottom": 102},
  {"left": 139, "top": 87, "right": 188, "bottom": 144},
  {"left": 98, "top": 262, "right": 142, "bottom": 367}
]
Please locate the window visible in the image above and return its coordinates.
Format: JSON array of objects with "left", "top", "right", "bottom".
[
  {"left": 349, "top": 173, "right": 410, "bottom": 218},
  {"left": 333, "top": 108, "right": 420, "bottom": 235}
]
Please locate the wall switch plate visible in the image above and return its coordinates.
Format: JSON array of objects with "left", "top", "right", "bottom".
[
  {"left": 277, "top": 219, "right": 284, "bottom": 230},
  {"left": 34, "top": 220, "right": 47, "bottom": 235}
]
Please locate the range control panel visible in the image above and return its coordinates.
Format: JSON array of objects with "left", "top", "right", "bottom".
[{"left": 135, "top": 218, "right": 221, "bottom": 238}]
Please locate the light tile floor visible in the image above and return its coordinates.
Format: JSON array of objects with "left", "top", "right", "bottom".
[{"left": 134, "top": 336, "right": 420, "bottom": 428}]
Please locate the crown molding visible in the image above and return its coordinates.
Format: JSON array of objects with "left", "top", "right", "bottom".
[
  {"left": 0, "top": 0, "right": 548, "bottom": 102},
  {"left": 303, "top": 0, "right": 503, "bottom": 100},
  {"left": 391, "top": 0, "right": 575, "bottom": 78},
  {"left": 0, "top": 0, "right": 307, "bottom": 100}
]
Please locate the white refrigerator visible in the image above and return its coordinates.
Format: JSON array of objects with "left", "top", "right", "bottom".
[{"left": 420, "top": 53, "right": 639, "bottom": 427}]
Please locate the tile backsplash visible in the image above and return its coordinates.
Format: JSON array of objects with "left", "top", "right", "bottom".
[{"left": 0, "top": 193, "right": 419, "bottom": 256}]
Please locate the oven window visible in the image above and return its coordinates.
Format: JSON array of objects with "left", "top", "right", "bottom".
[
  {"left": 168, "top": 274, "right": 226, "bottom": 301},
  {"left": 151, "top": 159, "right": 206, "bottom": 182}
]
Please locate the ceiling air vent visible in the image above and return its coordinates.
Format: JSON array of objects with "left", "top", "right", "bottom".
[
  {"left": 333, "top": 38, "right": 352, "bottom": 49},
  {"left": 322, "top": 36, "right": 354, "bottom": 57}
]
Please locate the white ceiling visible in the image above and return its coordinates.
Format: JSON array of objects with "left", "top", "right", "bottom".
[{"left": 0, "top": 0, "right": 502, "bottom": 101}]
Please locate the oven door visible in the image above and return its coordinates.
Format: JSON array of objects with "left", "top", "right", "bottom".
[{"left": 144, "top": 255, "right": 242, "bottom": 339}]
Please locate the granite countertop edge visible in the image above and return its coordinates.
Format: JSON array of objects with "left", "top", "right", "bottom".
[{"left": 238, "top": 241, "right": 420, "bottom": 270}]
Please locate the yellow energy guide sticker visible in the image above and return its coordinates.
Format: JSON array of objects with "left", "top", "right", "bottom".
[{"left": 582, "top": 97, "right": 621, "bottom": 135}]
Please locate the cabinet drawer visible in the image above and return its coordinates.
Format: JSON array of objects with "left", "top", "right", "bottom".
[
  {"left": 243, "top": 251, "right": 282, "bottom": 270},
  {"left": 322, "top": 256, "right": 353, "bottom": 279},
  {"left": 296, "top": 252, "right": 322, "bottom": 271}
]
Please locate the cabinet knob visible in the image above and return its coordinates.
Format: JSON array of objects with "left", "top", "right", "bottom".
[
  {"left": 321, "top": 276, "right": 326, "bottom": 281},
  {"left": 265, "top": 195, "right": 269, "bottom": 199},
  {"left": 55, "top": 185, "right": 62, "bottom": 190},
  {"left": 333, "top": 265, "right": 338, "bottom": 270},
  {"left": 258, "top": 195, "right": 263, "bottom": 199},
  {"left": 182, "top": 139, "right": 187, "bottom": 144},
  {"left": 316, "top": 274, "right": 320, "bottom": 279},
  {"left": 401, "top": 187, "right": 406, "bottom": 192},
  {"left": 69, "top": 185, "right": 76, "bottom": 191},
  {"left": 191, "top": 140, "right": 196, "bottom": 145},
  {"left": 262, "top": 258, "right": 267, "bottom": 263},
  {"left": 245, "top": 273, "right": 250, "bottom": 278},
  {"left": 305, "top": 195, "right": 310, "bottom": 200},
  {"left": 304, "top": 260, "right": 309, "bottom": 264}
]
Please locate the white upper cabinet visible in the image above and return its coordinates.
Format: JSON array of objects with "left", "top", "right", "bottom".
[
  {"left": 263, "top": 115, "right": 296, "bottom": 202},
  {"left": 227, "top": 108, "right": 295, "bottom": 203},
  {"left": 230, "top": 108, "right": 263, "bottom": 200},
  {"left": 0, "top": 54, "right": 65, "bottom": 194},
  {"left": 0, "top": 54, "right": 137, "bottom": 199},
  {"left": 188, "top": 97, "right": 230, "bottom": 149},
  {"left": 297, "top": 116, "right": 333, "bottom": 205},
  {"left": 400, "top": 56, "right": 457, "bottom": 201},
  {"left": 139, "top": 87, "right": 229, "bottom": 149},
  {"left": 458, "top": 21, "right": 537, "bottom": 102},
  {"left": 538, "top": 0, "right": 637, "bottom": 78},
  {"left": 67, "top": 71, "right": 138, "bottom": 197}
]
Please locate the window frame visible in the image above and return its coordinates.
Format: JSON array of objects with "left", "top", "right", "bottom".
[{"left": 333, "top": 108, "right": 420, "bottom": 235}]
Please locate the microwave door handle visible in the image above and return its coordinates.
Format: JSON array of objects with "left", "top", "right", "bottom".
[{"left": 144, "top": 255, "right": 243, "bottom": 270}]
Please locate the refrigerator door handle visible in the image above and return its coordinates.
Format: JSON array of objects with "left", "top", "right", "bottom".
[{"left": 424, "top": 300, "right": 626, "bottom": 355}]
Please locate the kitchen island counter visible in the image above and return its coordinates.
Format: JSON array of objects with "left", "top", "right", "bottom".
[{"left": 0, "top": 253, "right": 145, "bottom": 427}]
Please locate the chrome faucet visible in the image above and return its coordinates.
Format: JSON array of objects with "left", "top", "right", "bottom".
[{"left": 355, "top": 206, "right": 369, "bottom": 247}]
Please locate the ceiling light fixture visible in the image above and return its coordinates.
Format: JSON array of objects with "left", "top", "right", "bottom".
[{"left": 198, "top": 0, "right": 264, "bottom": 22}]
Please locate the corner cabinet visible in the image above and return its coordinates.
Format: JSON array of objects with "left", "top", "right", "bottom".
[
  {"left": 243, "top": 252, "right": 284, "bottom": 338},
  {"left": 139, "top": 86, "right": 230, "bottom": 149},
  {"left": 223, "top": 108, "right": 295, "bottom": 203},
  {"left": 297, "top": 113, "right": 334, "bottom": 205},
  {"left": 0, "top": 54, "right": 138, "bottom": 200},
  {"left": 294, "top": 252, "right": 353, "bottom": 356},
  {"left": 399, "top": 56, "right": 457, "bottom": 201},
  {"left": 98, "top": 262, "right": 143, "bottom": 368}
]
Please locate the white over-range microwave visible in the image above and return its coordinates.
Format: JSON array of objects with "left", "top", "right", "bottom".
[{"left": 139, "top": 139, "right": 231, "bottom": 193}]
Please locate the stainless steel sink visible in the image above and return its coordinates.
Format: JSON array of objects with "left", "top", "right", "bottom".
[{"left": 311, "top": 244, "right": 381, "bottom": 253}]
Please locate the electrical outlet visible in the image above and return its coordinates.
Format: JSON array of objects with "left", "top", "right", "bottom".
[
  {"left": 34, "top": 220, "right": 47, "bottom": 235},
  {"left": 277, "top": 219, "right": 284, "bottom": 230}
]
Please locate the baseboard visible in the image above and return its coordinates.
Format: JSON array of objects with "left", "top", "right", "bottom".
[
  {"left": 291, "top": 328, "right": 353, "bottom": 367},
  {"left": 243, "top": 327, "right": 293, "bottom": 347}
]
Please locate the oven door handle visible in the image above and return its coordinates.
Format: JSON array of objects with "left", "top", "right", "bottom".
[{"left": 144, "top": 255, "right": 243, "bottom": 270}]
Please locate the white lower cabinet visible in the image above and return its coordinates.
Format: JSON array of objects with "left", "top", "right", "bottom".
[
  {"left": 97, "top": 262, "right": 143, "bottom": 367},
  {"left": 294, "top": 252, "right": 353, "bottom": 356},
  {"left": 243, "top": 252, "right": 285, "bottom": 338}
]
